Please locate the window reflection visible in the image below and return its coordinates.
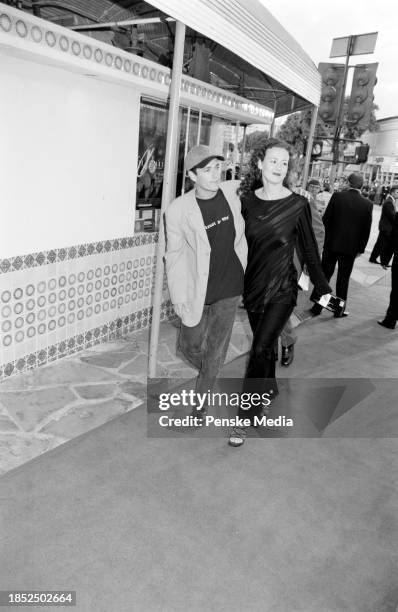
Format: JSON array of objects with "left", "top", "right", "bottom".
[{"left": 134, "top": 98, "right": 237, "bottom": 233}]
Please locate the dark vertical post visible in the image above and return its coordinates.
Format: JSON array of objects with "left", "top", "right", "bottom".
[{"left": 329, "top": 36, "right": 353, "bottom": 187}]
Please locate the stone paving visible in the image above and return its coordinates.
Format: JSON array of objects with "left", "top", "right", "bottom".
[{"left": 0, "top": 311, "right": 251, "bottom": 475}]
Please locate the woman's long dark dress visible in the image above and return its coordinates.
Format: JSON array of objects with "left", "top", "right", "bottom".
[{"left": 238, "top": 191, "right": 331, "bottom": 421}]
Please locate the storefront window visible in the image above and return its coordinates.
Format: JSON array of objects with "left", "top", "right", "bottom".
[
  {"left": 222, "top": 123, "right": 245, "bottom": 180},
  {"left": 134, "top": 99, "right": 236, "bottom": 232},
  {"left": 136, "top": 101, "right": 167, "bottom": 210},
  {"left": 176, "top": 109, "right": 212, "bottom": 196}
]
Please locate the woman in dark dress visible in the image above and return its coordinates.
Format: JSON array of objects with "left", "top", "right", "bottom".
[{"left": 229, "top": 139, "right": 331, "bottom": 446}]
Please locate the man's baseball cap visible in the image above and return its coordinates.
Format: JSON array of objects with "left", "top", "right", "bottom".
[
  {"left": 185, "top": 145, "right": 224, "bottom": 171},
  {"left": 307, "top": 179, "right": 321, "bottom": 187},
  {"left": 348, "top": 172, "right": 364, "bottom": 189}
]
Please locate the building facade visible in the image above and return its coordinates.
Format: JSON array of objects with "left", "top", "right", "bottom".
[
  {"left": 362, "top": 116, "right": 398, "bottom": 186},
  {"left": 0, "top": 1, "right": 320, "bottom": 379}
]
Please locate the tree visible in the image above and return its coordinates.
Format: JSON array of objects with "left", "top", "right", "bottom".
[
  {"left": 276, "top": 100, "right": 378, "bottom": 156},
  {"left": 277, "top": 109, "right": 329, "bottom": 157},
  {"left": 240, "top": 129, "right": 270, "bottom": 153},
  {"left": 343, "top": 100, "right": 379, "bottom": 140}
]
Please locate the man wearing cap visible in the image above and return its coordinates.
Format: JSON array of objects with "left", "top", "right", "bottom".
[
  {"left": 164, "top": 145, "right": 247, "bottom": 419},
  {"left": 310, "top": 172, "right": 373, "bottom": 318}
]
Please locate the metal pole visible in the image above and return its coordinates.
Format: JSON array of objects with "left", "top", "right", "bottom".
[
  {"left": 329, "top": 36, "right": 352, "bottom": 187},
  {"left": 238, "top": 124, "right": 247, "bottom": 179},
  {"left": 269, "top": 100, "right": 277, "bottom": 137},
  {"left": 71, "top": 17, "right": 175, "bottom": 30},
  {"left": 148, "top": 20, "right": 186, "bottom": 378},
  {"left": 181, "top": 106, "right": 191, "bottom": 195},
  {"left": 197, "top": 109, "right": 202, "bottom": 145},
  {"left": 302, "top": 105, "right": 318, "bottom": 187},
  {"left": 234, "top": 122, "right": 240, "bottom": 177}
]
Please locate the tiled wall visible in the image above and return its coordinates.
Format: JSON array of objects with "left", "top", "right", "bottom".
[{"left": 0, "top": 234, "right": 175, "bottom": 380}]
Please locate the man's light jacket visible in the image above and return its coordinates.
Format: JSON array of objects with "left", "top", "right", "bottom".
[{"left": 164, "top": 180, "right": 247, "bottom": 326}]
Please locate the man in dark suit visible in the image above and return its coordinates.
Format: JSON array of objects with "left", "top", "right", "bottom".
[
  {"left": 378, "top": 211, "right": 398, "bottom": 329},
  {"left": 310, "top": 172, "right": 373, "bottom": 318},
  {"left": 369, "top": 184, "right": 398, "bottom": 265}
]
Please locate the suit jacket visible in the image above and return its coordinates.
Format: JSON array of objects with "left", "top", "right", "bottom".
[
  {"left": 388, "top": 212, "right": 398, "bottom": 265},
  {"left": 378, "top": 194, "right": 396, "bottom": 235},
  {"left": 322, "top": 188, "right": 373, "bottom": 256},
  {"left": 164, "top": 180, "right": 248, "bottom": 326}
]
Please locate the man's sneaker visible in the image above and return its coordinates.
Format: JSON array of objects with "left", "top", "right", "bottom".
[
  {"left": 281, "top": 344, "right": 294, "bottom": 366},
  {"left": 190, "top": 406, "right": 208, "bottom": 425},
  {"left": 309, "top": 304, "right": 322, "bottom": 317}
]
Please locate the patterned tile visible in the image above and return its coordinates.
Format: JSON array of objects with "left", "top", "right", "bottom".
[
  {"left": 0, "top": 259, "right": 11, "bottom": 273},
  {"left": 11, "top": 256, "right": 23, "bottom": 271},
  {"left": 36, "top": 252, "right": 46, "bottom": 266},
  {"left": 48, "top": 250, "right": 56, "bottom": 264},
  {"left": 0, "top": 234, "right": 174, "bottom": 379}
]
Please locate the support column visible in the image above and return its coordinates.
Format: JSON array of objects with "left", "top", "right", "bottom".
[
  {"left": 148, "top": 20, "right": 186, "bottom": 378},
  {"left": 329, "top": 37, "right": 352, "bottom": 187},
  {"left": 238, "top": 124, "right": 247, "bottom": 179},
  {"left": 302, "top": 105, "right": 318, "bottom": 187}
]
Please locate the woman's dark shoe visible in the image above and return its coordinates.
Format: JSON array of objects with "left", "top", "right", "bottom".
[
  {"left": 281, "top": 344, "right": 294, "bottom": 366},
  {"left": 377, "top": 319, "right": 396, "bottom": 330},
  {"left": 228, "top": 426, "right": 247, "bottom": 447}
]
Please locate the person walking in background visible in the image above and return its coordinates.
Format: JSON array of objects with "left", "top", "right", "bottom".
[
  {"left": 317, "top": 182, "right": 332, "bottom": 215},
  {"left": 306, "top": 178, "right": 323, "bottom": 215},
  {"left": 380, "top": 185, "right": 389, "bottom": 206},
  {"left": 369, "top": 184, "right": 398, "bottom": 265},
  {"left": 378, "top": 211, "right": 398, "bottom": 330},
  {"left": 164, "top": 145, "right": 247, "bottom": 422},
  {"left": 368, "top": 184, "right": 376, "bottom": 202},
  {"left": 310, "top": 172, "right": 373, "bottom": 319},
  {"left": 228, "top": 139, "right": 331, "bottom": 447}
]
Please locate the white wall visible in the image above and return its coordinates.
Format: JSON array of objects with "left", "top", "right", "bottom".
[{"left": 0, "top": 54, "right": 140, "bottom": 258}]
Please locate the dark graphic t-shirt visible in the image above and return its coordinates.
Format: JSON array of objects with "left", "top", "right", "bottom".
[{"left": 196, "top": 189, "right": 244, "bottom": 304}]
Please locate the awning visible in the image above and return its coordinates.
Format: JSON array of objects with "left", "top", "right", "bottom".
[
  {"left": 8, "top": 0, "right": 320, "bottom": 116},
  {"left": 148, "top": 0, "right": 321, "bottom": 110}
]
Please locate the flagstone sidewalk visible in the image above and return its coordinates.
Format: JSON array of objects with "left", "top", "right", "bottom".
[{"left": 0, "top": 310, "right": 251, "bottom": 474}]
